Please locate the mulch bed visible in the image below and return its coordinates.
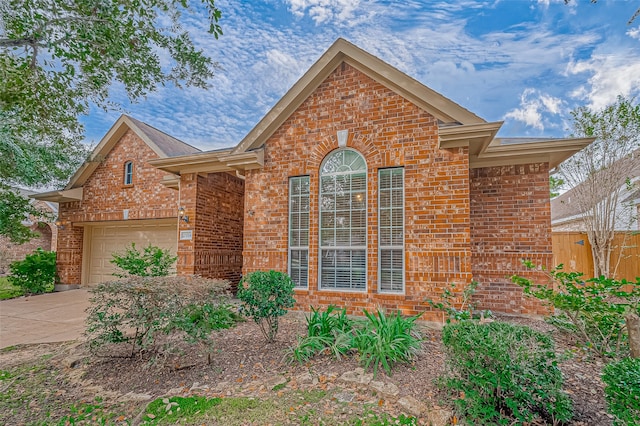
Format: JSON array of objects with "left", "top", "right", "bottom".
[
  {"left": 0, "top": 311, "right": 613, "bottom": 425},
  {"left": 81, "top": 312, "right": 612, "bottom": 425}
]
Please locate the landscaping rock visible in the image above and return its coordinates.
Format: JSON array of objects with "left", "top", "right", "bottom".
[
  {"left": 189, "top": 382, "right": 210, "bottom": 393},
  {"left": 65, "top": 356, "right": 84, "bottom": 369},
  {"left": 117, "top": 391, "right": 153, "bottom": 402},
  {"left": 397, "top": 395, "right": 427, "bottom": 417},
  {"left": 296, "top": 372, "right": 317, "bottom": 385},
  {"left": 213, "top": 381, "right": 231, "bottom": 392},
  {"left": 339, "top": 368, "right": 373, "bottom": 386},
  {"left": 334, "top": 391, "right": 355, "bottom": 403},
  {"left": 426, "top": 408, "right": 453, "bottom": 426},
  {"left": 369, "top": 380, "right": 399, "bottom": 397}
]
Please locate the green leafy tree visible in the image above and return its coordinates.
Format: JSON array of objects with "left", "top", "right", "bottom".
[
  {"left": 0, "top": 188, "right": 53, "bottom": 243},
  {"left": 0, "top": 0, "right": 222, "bottom": 239}
]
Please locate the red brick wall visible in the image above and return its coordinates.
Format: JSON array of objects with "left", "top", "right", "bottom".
[
  {"left": 177, "top": 172, "right": 244, "bottom": 286},
  {"left": 0, "top": 223, "right": 54, "bottom": 275},
  {"left": 242, "top": 62, "right": 473, "bottom": 321},
  {"left": 470, "top": 163, "right": 552, "bottom": 315},
  {"left": 57, "top": 130, "right": 180, "bottom": 286}
]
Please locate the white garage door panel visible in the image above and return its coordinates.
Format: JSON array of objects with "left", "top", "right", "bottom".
[{"left": 86, "top": 222, "right": 177, "bottom": 285}]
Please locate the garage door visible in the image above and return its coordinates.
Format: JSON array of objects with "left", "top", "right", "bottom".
[{"left": 84, "top": 221, "right": 178, "bottom": 285}]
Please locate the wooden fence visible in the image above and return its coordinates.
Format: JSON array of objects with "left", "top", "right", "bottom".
[{"left": 552, "top": 232, "right": 640, "bottom": 280}]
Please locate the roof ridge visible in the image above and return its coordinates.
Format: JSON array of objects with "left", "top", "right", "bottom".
[{"left": 125, "top": 115, "right": 202, "bottom": 154}]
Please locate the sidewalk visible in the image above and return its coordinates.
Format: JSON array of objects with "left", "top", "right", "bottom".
[{"left": 0, "top": 289, "right": 90, "bottom": 349}]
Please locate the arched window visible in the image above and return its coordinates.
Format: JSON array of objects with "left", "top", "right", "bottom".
[
  {"left": 319, "top": 149, "right": 367, "bottom": 291},
  {"left": 124, "top": 161, "right": 133, "bottom": 185}
]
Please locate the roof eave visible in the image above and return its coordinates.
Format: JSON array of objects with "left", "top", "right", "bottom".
[
  {"left": 149, "top": 149, "right": 264, "bottom": 175},
  {"left": 439, "top": 121, "right": 503, "bottom": 155},
  {"left": 31, "top": 187, "right": 83, "bottom": 203},
  {"left": 468, "top": 137, "right": 595, "bottom": 169}
]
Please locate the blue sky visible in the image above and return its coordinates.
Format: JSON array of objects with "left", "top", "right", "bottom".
[{"left": 82, "top": 0, "right": 640, "bottom": 151}]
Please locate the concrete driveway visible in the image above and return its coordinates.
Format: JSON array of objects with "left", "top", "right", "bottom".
[{"left": 0, "top": 289, "right": 90, "bottom": 349}]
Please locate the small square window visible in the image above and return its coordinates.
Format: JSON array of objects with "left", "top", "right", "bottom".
[{"left": 124, "top": 161, "right": 133, "bottom": 185}]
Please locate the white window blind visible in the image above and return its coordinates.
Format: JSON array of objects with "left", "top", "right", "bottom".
[
  {"left": 319, "top": 149, "right": 367, "bottom": 291},
  {"left": 289, "top": 176, "right": 310, "bottom": 288},
  {"left": 379, "top": 168, "right": 404, "bottom": 293}
]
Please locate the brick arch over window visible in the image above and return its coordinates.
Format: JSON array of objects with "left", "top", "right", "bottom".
[{"left": 307, "top": 131, "right": 383, "bottom": 172}]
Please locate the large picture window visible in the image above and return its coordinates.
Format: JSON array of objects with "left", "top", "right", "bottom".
[
  {"left": 289, "top": 176, "right": 310, "bottom": 288},
  {"left": 319, "top": 149, "right": 367, "bottom": 291},
  {"left": 378, "top": 168, "right": 404, "bottom": 293}
]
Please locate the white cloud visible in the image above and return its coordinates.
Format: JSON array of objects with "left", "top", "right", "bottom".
[
  {"left": 566, "top": 54, "right": 640, "bottom": 110},
  {"left": 627, "top": 26, "right": 640, "bottom": 40},
  {"left": 286, "top": 0, "right": 364, "bottom": 25},
  {"left": 80, "top": 0, "right": 640, "bottom": 150},
  {"left": 504, "top": 88, "right": 564, "bottom": 131}
]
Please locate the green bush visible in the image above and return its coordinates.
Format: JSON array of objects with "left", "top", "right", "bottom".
[
  {"left": 8, "top": 248, "right": 56, "bottom": 295},
  {"left": 85, "top": 275, "right": 233, "bottom": 359},
  {"left": 602, "top": 358, "right": 640, "bottom": 425},
  {"left": 236, "top": 270, "right": 296, "bottom": 343},
  {"left": 441, "top": 321, "right": 572, "bottom": 425},
  {"left": 110, "top": 243, "right": 177, "bottom": 277},
  {"left": 351, "top": 308, "right": 422, "bottom": 377},
  {"left": 512, "top": 263, "right": 640, "bottom": 358},
  {"left": 290, "top": 305, "right": 354, "bottom": 362}
]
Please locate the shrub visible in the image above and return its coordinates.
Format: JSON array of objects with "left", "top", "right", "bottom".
[
  {"left": 173, "top": 302, "right": 244, "bottom": 342},
  {"left": 602, "top": 358, "right": 640, "bottom": 425},
  {"left": 85, "top": 275, "right": 233, "bottom": 359},
  {"left": 426, "top": 280, "right": 491, "bottom": 323},
  {"left": 110, "top": 243, "right": 177, "bottom": 277},
  {"left": 8, "top": 248, "right": 56, "bottom": 295},
  {"left": 236, "top": 270, "right": 295, "bottom": 343},
  {"left": 441, "top": 321, "right": 572, "bottom": 425},
  {"left": 512, "top": 262, "right": 640, "bottom": 358},
  {"left": 351, "top": 308, "right": 422, "bottom": 377},
  {"left": 289, "top": 305, "right": 354, "bottom": 362}
]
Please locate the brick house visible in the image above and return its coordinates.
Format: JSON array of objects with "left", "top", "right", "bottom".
[
  {"left": 35, "top": 39, "right": 593, "bottom": 319},
  {"left": 0, "top": 188, "right": 58, "bottom": 275}
]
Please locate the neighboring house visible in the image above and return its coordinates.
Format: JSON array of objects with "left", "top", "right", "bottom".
[
  {"left": 34, "top": 39, "right": 593, "bottom": 319},
  {"left": 551, "top": 152, "right": 640, "bottom": 231},
  {"left": 0, "top": 188, "right": 58, "bottom": 275}
]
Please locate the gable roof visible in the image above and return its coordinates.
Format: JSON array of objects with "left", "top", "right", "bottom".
[
  {"left": 32, "top": 115, "right": 201, "bottom": 202},
  {"left": 65, "top": 114, "right": 200, "bottom": 190},
  {"left": 231, "top": 38, "right": 485, "bottom": 155},
  {"left": 224, "top": 37, "right": 593, "bottom": 169}
]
